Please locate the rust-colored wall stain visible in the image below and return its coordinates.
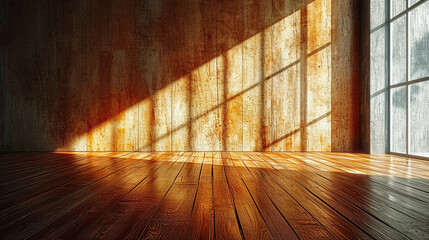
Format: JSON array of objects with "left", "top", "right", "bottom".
[{"left": 0, "top": 0, "right": 360, "bottom": 152}]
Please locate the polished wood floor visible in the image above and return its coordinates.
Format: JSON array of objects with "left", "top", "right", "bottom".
[{"left": 0, "top": 152, "right": 428, "bottom": 239}]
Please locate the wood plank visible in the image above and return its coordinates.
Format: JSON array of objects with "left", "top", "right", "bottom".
[
  {"left": 0, "top": 152, "right": 115, "bottom": 184},
  {"left": 302, "top": 153, "right": 429, "bottom": 214},
  {"left": 1, "top": 0, "right": 361, "bottom": 152},
  {"left": 358, "top": 153, "right": 429, "bottom": 170},
  {"left": 1, "top": 152, "right": 428, "bottom": 238},
  {"left": 190, "top": 0, "right": 221, "bottom": 151},
  {"left": 0, "top": 153, "right": 123, "bottom": 183},
  {"left": 136, "top": 0, "right": 160, "bottom": 151},
  {"left": 0, "top": 152, "right": 22, "bottom": 160},
  {"left": 169, "top": 0, "right": 195, "bottom": 151},
  {"left": 212, "top": 152, "right": 243, "bottom": 239},
  {"left": 147, "top": 41, "right": 172, "bottom": 151},
  {"left": 55, "top": 0, "right": 89, "bottom": 151},
  {"left": 0, "top": 153, "right": 115, "bottom": 196},
  {"left": 242, "top": 0, "right": 271, "bottom": 151},
  {"left": 139, "top": 152, "right": 205, "bottom": 239},
  {"left": 86, "top": 0, "right": 112, "bottom": 151},
  {"left": 270, "top": 6, "right": 301, "bottom": 151},
  {"left": 0, "top": 153, "right": 124, "bottom": 186},
  {"left": 112, "top": 0, "right": 139, "bottom": 151},
  {"left": 229, "top": 152, "right": 298, "bottom": 239},
  {"left": 169, "top": 0, "right": 221, "bottom": 151},
  {"left": 0, "top": 152, "right": 154, "bottom": 238},
  {"left": 72, "top": 152, "right": 191, "bottom": 239},
  {"left": 2, "top": 0, "right": 52, "bottom": 151},
  {"left": 0, "top": 152, "right": 62, "bottom": 162},
  {"left": 216, "top": 0, "right": 243, "bottom": 151},
  {"left": 255, "top": 152, "right": 410, "bottom": 240},
  {"left": 305, "top": 0, "right": 332, "bottom": 151},
  {"left": 222, "top": 153, "right": 274, "bottom": 239},
  {"left": 280, "top": 153, "right": 429, "bottom": 220},
  {"left": 0, "top": 153, "right": 130, "bottom": 209},
  {"left": 26, "top": 153, "right": 174, "bottom": 239},
  {"left": 312, "top": 153, "right": 429, "bottom": 200},
  {"left": 324, "top": 152, "right": 429, "bottom": 180},
  {"left": 0, "top": 153, "right": 138, "bottom": 213},
  {"left": 268, "top": 152, "right": 429, "bottom": 239},
  {"left": 188, "top": 152, "right": 214, "bottom": 239},
  {"left": 0, "top": 152, "right": 108, "bottom": 175},
  {"left": 241, "top": 152, "right": 357, "bottom": 239},
  {"left": 276, "top": 154, "right": 429, "bottom": 232}
]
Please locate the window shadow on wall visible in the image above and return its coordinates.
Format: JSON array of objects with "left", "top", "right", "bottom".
[{"left": 0, "top": 0, "right": 359, "bottom": 152}]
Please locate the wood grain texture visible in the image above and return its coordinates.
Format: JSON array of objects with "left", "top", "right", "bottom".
[
  {"left": 271, "top": 3, "right": 301, "bottom": 151},
  {"left": 2, "top": 152, "right": 429, "bottom": 239},
  {"left": 242, "top": 0, "right": 268, "bottom": 151},
  {"left": 188, "top": 152, "right": 214, "bottom": 239},
  {"left": 140, "top": 152, "right": 204, "bottom": 239},
  {"left": 217, "top": 0, "right": 244, "bottom": 152},
  {"left": 1, "top": 0, "right": 361, "bottom": 151},
  {"left": 221, "top": 153, "right": 273, "bottom": 239},
  {"left": 212, "top": 152, "right": 243, "bottom": 239}
]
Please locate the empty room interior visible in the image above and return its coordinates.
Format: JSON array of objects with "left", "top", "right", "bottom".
[{"left": 1, "top": 0, "right": 429, "bottom": 239}]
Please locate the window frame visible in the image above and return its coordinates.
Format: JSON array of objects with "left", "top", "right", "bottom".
[{"left": 388, "top": 0, "right": 429, "bottom": 160}]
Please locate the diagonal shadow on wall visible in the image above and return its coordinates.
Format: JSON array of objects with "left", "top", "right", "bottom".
[{"left": 0, "top": 0, "right": 359, "bottom": 152}]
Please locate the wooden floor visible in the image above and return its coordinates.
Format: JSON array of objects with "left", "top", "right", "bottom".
[{"left": 0, "top": 152, "right": 429, "bottom": 239}]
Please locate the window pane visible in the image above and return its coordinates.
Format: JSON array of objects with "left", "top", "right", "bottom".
[
  {"left": 391, "top": 16, "right": 407, "bottom": 85},
  {"left": 409, "top": 0, "right": 423, "bottom": 7},
  {"left": 371, "top": 28, "right": 387, "bottom": 93},
  {"left": 410, "top": 81, "right": 429, "bottom": 157},
  {"left": 391, "top": 0, "right": 406, "bottom": 18},
  {"left": 370, "top": 27, "right": 389, "bottom": 153},
  {"left": 371, "top": 0, "right": 386, "bottom": 30},
  {"left": 410, "top": 0, "right": 429, "bottom": 80},
  {"left": 391, "top": 87, "right": 407, "bottom": 153}
]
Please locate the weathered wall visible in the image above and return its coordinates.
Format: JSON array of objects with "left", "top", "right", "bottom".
[
  {"left": 359, "top": 0, "right": 371, "bottom": 153},
  {"left": 0, "top": 0, "right": 360, "bottom": 151}
]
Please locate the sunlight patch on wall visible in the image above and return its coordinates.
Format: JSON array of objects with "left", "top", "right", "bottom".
[{"left": 56, "top": 0, "right": 335, "bottom": 152}]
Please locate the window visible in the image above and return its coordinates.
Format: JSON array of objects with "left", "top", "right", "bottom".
[{"left": 371, "top": 0, "right": 429, "bottom": 158}]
